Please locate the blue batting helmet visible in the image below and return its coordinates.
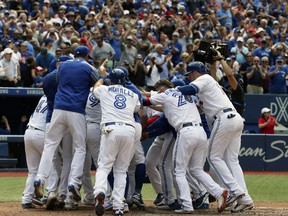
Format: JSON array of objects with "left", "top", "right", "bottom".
[
  {"left": 109, "top": 68, "right": 126, "bottom": 85},
  {"left": 185, "top": 61, "right": 207, "bottom": 76},
  {"left": 171, "top": 79, "right": 185, "bottom": 87},
  {"left": 116, "top": 66, "right": 129, "bottom": 77}
]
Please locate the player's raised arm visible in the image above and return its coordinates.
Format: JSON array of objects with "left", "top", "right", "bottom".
[{"left": 94, "top": 65, "right": 107, "bottom": 88}]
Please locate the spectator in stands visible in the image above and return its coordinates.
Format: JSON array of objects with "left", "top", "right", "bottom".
[
  {"left": 0, "top": 115, "right": 11, "bottom": 135},
  {"left": 271, "top": 44, "right": 285, "bottom": 64},
  {"left": 119, "top": 35, "right": 137, "bottom": 66},
  {"left": 246, "top": 56, "right": 266, "bottom": 94},
  {"left": 35, "top": 48, "right": 55, "bottom": 76},
  {"left": 91, "top": 34, "right": 115, "bottom": 67},
  {"left": 258, "top": 107, "right": 278, "bottom": 134},
  {"left": 33, "top": 66, "right": 44, "bottom": 88},
  {"left": 231, "top": 37, "right": 249, "bottom": 65},
  {"left": 134, "top": 30, "right": 152, "bottom": 61},
  {"left": 19, "top": 42, "right": 33, "bottom": 86},
  {"left": 253, "top": 39, "right": 271, "bottom": 64},
  {"left": 217, "top": 2, "right": 232, "bottom": 32},
  {"left": 150, "top": 43, "right": 171, "bottom": 80},
  {"left": 131, "top": 54, "right": 147, "bottom": 88},
  {"left": 268, "top": 56, "right": 288, "bottom": 94},
  {"left": 261, "top": 56, "right": 270, "bottom": 93},
  {"left": 0, "top": 48, "right": 18, "bottom": 87},
  {"left": 145, "top": 56, "right": 161, "bottom": 91},
  {"left": 23, "top": 56, "right": 37, "bottom": 87}
]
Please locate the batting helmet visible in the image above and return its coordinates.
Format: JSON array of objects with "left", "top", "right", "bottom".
[
  {"left": 171, "top": 79, "right": 186, "bottom": 87},
  {"left": 116, "top": 66, "right": 129, "bottom": 77},
  {"left": 109, "top": 68, "right": 126, "bottom": 85},
  {"left": 185, "top": 61, "right": 207, "bottom": 76}
]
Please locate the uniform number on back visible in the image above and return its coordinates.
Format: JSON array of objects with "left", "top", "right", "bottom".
[
  {"left": 178, "top": 95, "right": 193, "bottom": 107},
  {"left": 35, "top": 100, "right": 47, "bottom": 113},
  {"left": 89, "top": 94, "right": 100, "bottom": 107},
  {"left": 114, "top": 94, "right": 126, "bottom": 109}
]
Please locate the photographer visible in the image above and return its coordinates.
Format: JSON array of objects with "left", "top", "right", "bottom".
[{"left": 211, "top": 51, "right": 245, "bottom": 115}]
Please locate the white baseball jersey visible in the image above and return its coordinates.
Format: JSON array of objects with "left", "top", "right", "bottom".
[
  {"left": 93, "top": 85, "right": 140, "bottom": 127},
  {"left": 28, "top": 95, "right": 48, "bottom": 131},
  {"left": 149, "top": 88, "right": 202, "bottom": 131},
  {"left": 191, "top": 74, "right": 234, "bottom": 123},
  {"left": 142, "top": 91, "right": 162, "bottom": 118},
  {"left": 86, "top": 89, "right": 102, "bottom": 123}
]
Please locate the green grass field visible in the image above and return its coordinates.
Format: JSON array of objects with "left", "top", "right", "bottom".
[{"left": 1, "top": 174, "right": 288, "bottom": 203}]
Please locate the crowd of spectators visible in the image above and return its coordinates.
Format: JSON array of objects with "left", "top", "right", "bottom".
[{"left": 0, "top": 0, "right": 287, "bottom": 93}]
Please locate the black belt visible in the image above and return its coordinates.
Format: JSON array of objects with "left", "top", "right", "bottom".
[
  {"left": 223, "top": 108, "right": 233, "bottom": 113},
  {"left": 105, "top": 122, "right": 135, "bottom": 128},
  {"left": 87, "top": 121, "right": 99, "bottom": 124},
  {"left": 182, "top": 122, "right": 203, "bottom": 128},
  {"left": 26, "top": 126, "right": 44, "bottom": 131},
  {"left": 214, "top": 108, "right": 234, "bottom": 119}
]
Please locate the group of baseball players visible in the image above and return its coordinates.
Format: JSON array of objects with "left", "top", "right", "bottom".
[{"left": 21, "top": 45, "right": 254, "bottom": 216}]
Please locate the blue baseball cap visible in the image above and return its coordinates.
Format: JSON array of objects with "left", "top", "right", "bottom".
[
  {"left": 74, "top": 45, "right": 89, "bottom": 55},
  {"left": 2, "top": 39, "right": 12, "bottom": 47},
  {"left": 171, "top": 79, "right": 185, "bottom": 87},
  {"left": 276, "top": 56, "right": 283, "bottom": 62},
  {"left": 45, "top": 38, "right": 54, "bottom": 44},
  {"left": 57, "top": 55, "right": 72, "bottom": 62},
  {"left": 234, "top": 28, "right": 241, "bottom": 33}
]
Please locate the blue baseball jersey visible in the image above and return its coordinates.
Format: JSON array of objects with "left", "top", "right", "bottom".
[
  {"left": 54, "top": 58, "right": 99, "bottom": 115},
  {"left": 43, "top": 69, "right": 58, "bottom": 123},
  {"left": 125, "top": 80, "right": 143, "bottom": 123}
]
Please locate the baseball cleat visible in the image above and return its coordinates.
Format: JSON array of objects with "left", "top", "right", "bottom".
[
  {"left": 95, "top": 192, "right": 105, "bottom": 216},
  {"left": 231, "top": 202, "right": 254, "bottom": 213},
  {"left": 104, "top": 200, "right": 113, "bottom": 210},
  {"left": 123, "top": 202, "right": 129, "bottom": 213},
  {"left": 58, "top": 194, "right": 66, "bottom": 208},
  {"left": 34, "top": 179, "right": 44, "bottom": 198},
  {"left": 45, "top": 192, "right": 57, "bottom": 210},
  {"left": 64, "top": 200, "right": 77, "bottom": 211},
  {"left": 226, "top": 193, "right": 245, "bottom": 206},
  {"left": 154, "top": 193, "right": 165, "bottom": 206},
  {"left": 68, "top": 184, "right": 81, "bottom": 202},
  {"left": 168, "top": 200, "right": 181, "bottom": 210},
  {"left": 193, "top": 192, "right": 209, "bottom": 209},
  {"left": 131, "top": 192, "right": 145, "bottom": 208},
  {"left": 22, "top": 203, "right": 36, "bottom": 209},
  {"left": 113, "top": 208, "right": 124, "bottom": 216},
  {"left": 83, "top": 197, "right": 96, "bottom": 206},
  {"left": 174, "top": 206, "right": 194, "bottom": 214},
  {"left": 32, "top": 196, "right": 44, "bottom": 206},
  {"left": 217, "top": 189, "right": 228, "bottom": 213}
]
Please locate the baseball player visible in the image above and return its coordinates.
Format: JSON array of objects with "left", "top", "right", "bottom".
[
  {"left": 41, "top": 55, "right": 74, "bottom": 210},
  {"left": 143, "top": 79, "right": 228, "bottom": 213},
  {"left": 93, "top": 68, "right": 140, "bottom": 216},
  {"left": 22, "top": 95, "right": 48, "bottom": 208},
  {"left": 178, "top": 61, "right": 254, "bottom": 212},
  {"left": 119, "top": 66, "right": 146, "bottom": 208},
  {"left": 81, "top": 88, "right": 102, "bottom": 205},
  {"left": 34, "top": 46, "right": 99, "bottom": 206}
]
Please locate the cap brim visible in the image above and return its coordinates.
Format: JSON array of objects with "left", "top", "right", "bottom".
[{"left": 184, "top": 71, "right": 192, "bottom": 76}]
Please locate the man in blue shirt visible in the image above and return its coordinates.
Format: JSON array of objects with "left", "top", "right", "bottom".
[
  {"left": 33, "top": 46, "right": 99, "bottom": 207},
  {"left": 268, "top": 56, "right": 288, "bottom": 94}
]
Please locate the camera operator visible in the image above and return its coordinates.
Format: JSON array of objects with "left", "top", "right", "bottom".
[{"left": 211, "top": 51, "right": 245, "bottom": 115}]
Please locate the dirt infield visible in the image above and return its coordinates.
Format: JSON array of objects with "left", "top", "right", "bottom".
[{"left": 1, "top": 202, "right": 288, "bottom": 216}]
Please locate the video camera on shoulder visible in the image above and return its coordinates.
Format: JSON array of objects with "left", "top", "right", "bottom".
[{"left": 194, "top": 41, "right": 228, "bottom": 64}]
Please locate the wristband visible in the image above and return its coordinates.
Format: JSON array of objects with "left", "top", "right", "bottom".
[{"left": 99, "top": 76, "right": 106, "bottom": 80}]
